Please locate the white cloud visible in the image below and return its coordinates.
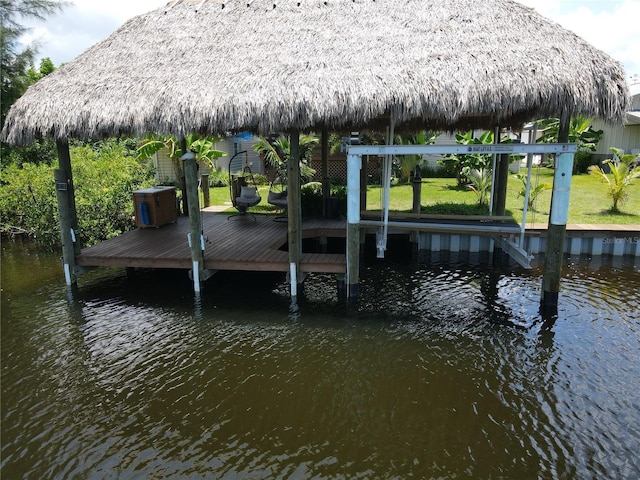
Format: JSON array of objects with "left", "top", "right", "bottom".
[
  {"left": 515, "top": 0, "right": 639, "bottom": 78},
  {"left": 22, "top": 0, "right": 166, "bottom": 65}
]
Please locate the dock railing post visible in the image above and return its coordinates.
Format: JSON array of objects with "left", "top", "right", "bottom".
[{"left": 346, "top": 152, "right": 361, "bottom": 302}]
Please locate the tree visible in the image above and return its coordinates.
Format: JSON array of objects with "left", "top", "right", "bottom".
[
  {"left": 1, "top": 0, "right": 68, "bottom": 126},
  {"left": 465, "top": 168, "right": 492, "bottom": 206},
  {"left": 2, "top": 1, "right": 67, "bottom": 169},
  {"left": 588, "top": 148, "right": 640, "bottom": 212}
]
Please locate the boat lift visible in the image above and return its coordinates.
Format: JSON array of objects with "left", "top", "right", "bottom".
[{"left": 346, "top": 142, "right": 578, "bottom": 269}]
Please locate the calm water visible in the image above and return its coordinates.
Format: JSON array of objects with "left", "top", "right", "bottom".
[{"left": 2, "top": 240, "right": 639, "bottom": 479}]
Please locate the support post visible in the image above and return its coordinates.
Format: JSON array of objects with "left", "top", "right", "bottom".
[
  {"left": 201, "top": 173, "right": 210, "bottom": 207},
  {"left": 360, "top": 155, "right": 368, "bottom": 211},
  {"left": 411, "top": 165, "right": 422, "bottom": 249},
  {"left": 288, "top": 131, "right": 302, "bottom": 307},
  {"left": 492, "top": 153, "right": 509, "bottom": 217},
  {"left": 182, "top": 151, "right": 205, "bottom": 293},
  {"left": 56, "top": 139, "right": 81, "bottom": 255},
  {"left": 492, "top": 152, "right": 510, "bottom": 265},
  {"left": 541, "top": 152, "right": 574, "bottom": 312},
  {"left": 542, "top": 114, "right": 572, "bottom": 313},
  {"left": 54, "top": 169, "right": 77, "bottom": 285},
  {"left": 321, "top": 127, "right": 330, "bottom": 218},
  {"left": 346, "top": 152, "right": 361, "bottom": 302}
]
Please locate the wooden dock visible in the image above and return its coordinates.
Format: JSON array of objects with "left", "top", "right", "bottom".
[{"left": 76, "top": 212, "right": 347, "bottom": 273}]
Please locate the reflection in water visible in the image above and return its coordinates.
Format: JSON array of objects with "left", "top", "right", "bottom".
[{"left": 2, "top": 242, "right": 639, "bottom": 478}]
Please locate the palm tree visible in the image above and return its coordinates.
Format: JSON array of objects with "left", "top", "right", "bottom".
[
  {"left": 588, "top": 148, "right": 640, "bottom": 212},
  {"left": 465, "top": 168, "right": 492, "bottom": 206},
  {"left": 253, "top": 134, "right": 318, "bottom": 183}
]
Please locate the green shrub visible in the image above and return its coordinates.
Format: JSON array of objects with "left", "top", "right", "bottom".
[
  {"left": 207, "top": 169, "right": 229, "bottom": 187},
  {"left": 0, "top": 162, "right": 59, "bottom": 245},
  {"left": 0, "top": 141, "right": 155, "bottom": 247},
  {"left": 252, "top": 173, "right": 269, "bottom": 185},
  {"left": 420, "top": 202, "right": 490, "bottom": 216},
  {"left": 420, "top": 163, "right": 455, "bottom": 178},
  {"left": 300, "top": 182, "right": 347, "bottom": 218},
  {"left": 573, "top": 151, "right": 597, "bottom": 174}
]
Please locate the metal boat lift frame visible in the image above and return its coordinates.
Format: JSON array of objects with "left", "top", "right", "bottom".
[{"left": 345, "top": 142, "right": 578, "bottom": 300}]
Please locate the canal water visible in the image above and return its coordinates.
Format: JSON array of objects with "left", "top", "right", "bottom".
[{"left": 2, "top": 240, "right": 639, "bottom": 479}]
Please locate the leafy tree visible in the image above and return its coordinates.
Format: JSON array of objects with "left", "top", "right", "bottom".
[
  {"left": 535, "top": 115, "right": 604, "bottom": 172},
  {"left": 253, "top": 134, "right": 318, "bottom": 184},
  {"left": 588, "top": 147, "right": 640, "bottom": 212},
  {"left": 26, "top": 56, "right": 56, "bottom": 83},
  {"left": 1, "top": 0, "right": 68, "bottom": 126}
]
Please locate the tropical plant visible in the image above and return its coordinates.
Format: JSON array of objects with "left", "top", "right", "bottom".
[
  {"left": 393, "top": 131, "right": 439, "bottom": 183},
  {"left": 464, "top": 168, "right": 492, "bottom": 206},
  {"left": 136, "top": 133, "right": 226, "bottom": 183},
  {"left": 587, "top": 148, "right": 640, "bottom": 212},
  {"left": 253, "top": 134, "right": 318, "bottom": 183},
  {"left": 439, "top": 130, "right": 495, "bottom": 186},
  {"left": 536, "top": 116, "right": 604, "bottom": 170},
  {"left": 515, "top": 172, "right": 551, "bottom": 210},
  {"left": 536, "top": 115, "right": 603, "bottom": 151}
]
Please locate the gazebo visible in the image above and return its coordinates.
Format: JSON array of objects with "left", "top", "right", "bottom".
[{"left": 2, "top": 0, "right": 629, "bottom": 311}]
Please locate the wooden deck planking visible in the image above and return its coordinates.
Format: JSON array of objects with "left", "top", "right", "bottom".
[{"left": 76, "top": 212, "right": 347, "bottom": 273}]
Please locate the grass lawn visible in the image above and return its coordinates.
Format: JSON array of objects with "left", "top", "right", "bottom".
[
  {"left": 202, "top": 168, "right": 640, "bottom": 225},
  {"left": 202, "top": 185, "right": 280, "bottom": 214},
  {"left": 366, "top": 167, "right": 640, "bottom": 225}
]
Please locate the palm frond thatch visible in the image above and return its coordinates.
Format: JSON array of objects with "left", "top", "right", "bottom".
[{"left": 2, "top": 0, "right": 630, "bottom": 145}]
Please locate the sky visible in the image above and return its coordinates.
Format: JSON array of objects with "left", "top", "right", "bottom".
[{"left": 20, "top": 0, "right": 640, "bottom": 81}]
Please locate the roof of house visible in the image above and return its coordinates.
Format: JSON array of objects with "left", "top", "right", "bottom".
[{"left": 1, "top": 0, "right": 630, "bottom": 145}]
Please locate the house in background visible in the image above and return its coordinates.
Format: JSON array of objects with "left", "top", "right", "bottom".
[{"left": 591, "top": 80, "right": 640, "bottom": 161}]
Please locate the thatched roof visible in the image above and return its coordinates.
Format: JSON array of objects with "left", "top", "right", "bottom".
[{"left": 2, "top": 0, "right": 630, "bottom": 145}]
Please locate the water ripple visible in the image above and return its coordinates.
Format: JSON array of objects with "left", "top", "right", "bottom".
[{"left": 2, "top": 248, "right": 640, "bottom": 478}]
